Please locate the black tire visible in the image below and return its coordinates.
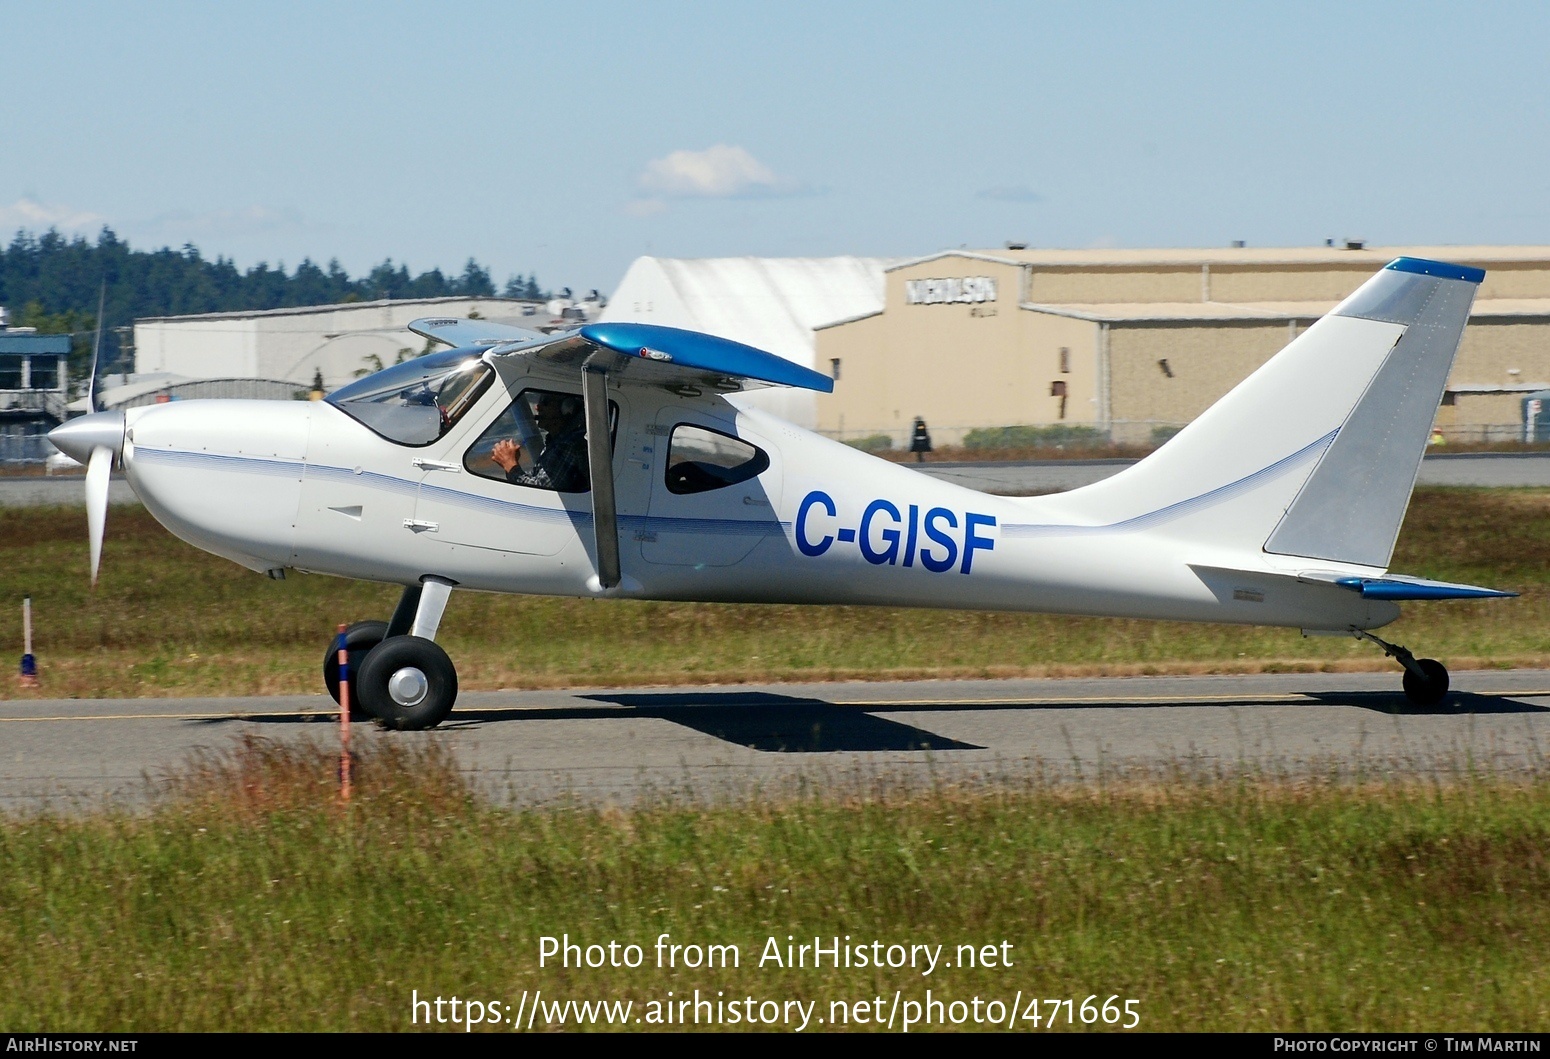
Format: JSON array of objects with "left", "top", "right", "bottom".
[
  {"left": 356, "top": 635, "right": 458, "bottom": 731},
  {"left": 323, "top": 620, "right": 389, "bottom": 720},
  {"left": 1402, "top": 658, "right": 1450, "bottom": 707}
]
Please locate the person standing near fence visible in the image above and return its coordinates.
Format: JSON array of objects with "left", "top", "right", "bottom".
[{"left": 910, "top": 417, "right": 932, "bottom": 462}]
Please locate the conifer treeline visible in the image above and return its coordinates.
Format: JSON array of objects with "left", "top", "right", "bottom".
[{"left": 0, "top": 226, "right": 552, "bottom": 367}]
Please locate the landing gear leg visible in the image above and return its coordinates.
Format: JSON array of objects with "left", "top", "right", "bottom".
[
  {"left": 385, "top": 583, "right": 422, "bottom": 639},
  {"left": 357, "top": 577, "right": 460, "bottom": 731},
  {"left": 1351, "top": 628, "right": 1450, "bottom": 707}
]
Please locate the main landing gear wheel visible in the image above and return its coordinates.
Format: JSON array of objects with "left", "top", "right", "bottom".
[
  {"left": 323, "top": 620, "right": 388, "bottom": 721},
  {"left": 1402, "top": 657, "right": 1450, "bottom": 708},
  {"left": 356, "top": 635, "right": 458, "bottom": 731}
]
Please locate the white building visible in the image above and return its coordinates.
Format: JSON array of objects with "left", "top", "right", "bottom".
[
  {"left": 599, "top": 256, "right": 904, "bottom": 428},
  {"left": 133, "top": 296, "right": 543, "bottom": 392}
]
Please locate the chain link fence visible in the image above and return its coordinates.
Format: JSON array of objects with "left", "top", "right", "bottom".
[
  {"left": 2, "top": 378, "right": 315, "bottom": 467},
  {"left": 109, "top": 378, "right": 310, "bottom": 409},
  {"left": 821, "top": 422, "right": 1540, "bottom": 454}
]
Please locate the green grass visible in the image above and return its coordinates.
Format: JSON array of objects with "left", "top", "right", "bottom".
[
  {"left": 1, "top": 488, "right": 1547, "bottom": 699},
  {"left": 1, "top": 738, "right": 1546, "bottom": 1031},
  {"left": 962, "top": 424, "right": 1109, "bottom": 450}
]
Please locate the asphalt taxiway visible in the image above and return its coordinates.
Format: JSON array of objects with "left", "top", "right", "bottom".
[{"left": 3, "top": 669, "right": 1547, "bottom": 811}]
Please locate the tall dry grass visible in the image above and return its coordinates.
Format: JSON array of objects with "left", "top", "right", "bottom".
[{"left": 1, "top": 737, "right": 1546, "bottom": 1031}]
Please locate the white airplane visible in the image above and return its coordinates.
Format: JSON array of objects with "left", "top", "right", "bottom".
[{"left": 50, "top": 257, "right": 1514, "bottom": 729}]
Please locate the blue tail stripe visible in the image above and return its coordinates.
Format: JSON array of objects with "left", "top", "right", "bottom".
[{"left": 1386, "top": 257, "right": 1486, "bottom": 284}]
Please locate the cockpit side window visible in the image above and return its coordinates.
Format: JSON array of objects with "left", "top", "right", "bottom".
[
  {"left": 665, "top": 423, "right": 769, "bottom": 494},
  {"left": 326, "top": 350, "right": 493, "bottom": 446},
  {"left": 463, "top": 388, "right": 617, "bottom": 494}
]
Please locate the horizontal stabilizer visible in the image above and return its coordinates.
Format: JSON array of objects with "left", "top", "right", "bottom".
[
  {"left": 409, "top": 317, "right": 548, "bottom": 348},
  {"left": 1316, "top": 572, "right": 1517, "bottom": 601}
]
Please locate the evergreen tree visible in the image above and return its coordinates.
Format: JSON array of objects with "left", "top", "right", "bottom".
[
  {"left": 457, "top": 258, "right": 495, "bottom": 297},
  {"left": 501, "top": 273, "right": 548, "bottom": 300},
  {"left": 0, "top": 227, "right": 555, "bottom": 320},
  {"left": 0, "top": 227, "right": 568, "bottom": 377}
]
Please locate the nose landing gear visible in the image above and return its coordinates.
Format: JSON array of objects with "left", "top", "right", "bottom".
[
  {"left": 1351, "top": 629, "right": 1450, "bottom": 707},
  {"left": 321, "top": 577, "right": 461, "bottom": 730}
]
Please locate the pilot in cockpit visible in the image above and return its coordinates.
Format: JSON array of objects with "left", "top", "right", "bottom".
[{"left": 490, "top": 392, "right": 590, "bottom": 492}]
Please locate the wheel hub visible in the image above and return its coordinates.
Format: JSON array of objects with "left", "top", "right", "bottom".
[{"left": 387, "top": 666, "right": 429, "bottom": 707}]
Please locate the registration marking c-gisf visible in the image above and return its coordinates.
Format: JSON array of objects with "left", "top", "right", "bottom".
[{"left": 795, "top": 489, "right": 997, "bottom": 574}]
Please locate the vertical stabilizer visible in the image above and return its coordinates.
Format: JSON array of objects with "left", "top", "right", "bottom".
[
  {"left": 1264, "top": 258, "right": 1481, "bottom": 567},
  {"left": 1038, "top": 258, "right": 1482, "bottom": 566}
]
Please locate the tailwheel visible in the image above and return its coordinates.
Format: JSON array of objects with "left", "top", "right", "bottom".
[
  {"left": 1351, "top": 629, "right": 1451, "bottom": 709},
  {"left": 356, "top": 635, "right": 459, "bottom": 731},
  {"left": 323, "top": 620, "right": 388, "bottom": 721},
  {"left": 1401, "top": 658, "right": 1450, "bottom": 708}
]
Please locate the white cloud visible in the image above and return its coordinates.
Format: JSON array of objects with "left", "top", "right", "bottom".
[
  {"left": 637, "top": 145, "right": 790, "bottom": 199},
  {"left": 0, "top": 197, "right": 107, "bottom": 233}
]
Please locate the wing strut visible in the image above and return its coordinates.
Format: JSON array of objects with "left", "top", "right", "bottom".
[{"left": 582, "top": 352, "right": 621, "bottom": 589}]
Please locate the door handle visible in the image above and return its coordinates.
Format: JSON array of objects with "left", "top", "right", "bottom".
[{"left": 412, "top": 458, "right": 460, "bottom": 472}]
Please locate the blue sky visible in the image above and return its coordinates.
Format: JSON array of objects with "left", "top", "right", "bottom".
[{"left": 4, "top": 1, "right": 1547, "bottom": 294}]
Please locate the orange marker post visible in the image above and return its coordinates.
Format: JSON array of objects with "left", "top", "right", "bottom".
[{"left": 336, "top": 623, "right": 351, "bottom": 802}]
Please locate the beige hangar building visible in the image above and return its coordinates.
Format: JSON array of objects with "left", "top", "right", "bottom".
[{"left": 813, "top": 245, "right": 1550, "bottom": 447}]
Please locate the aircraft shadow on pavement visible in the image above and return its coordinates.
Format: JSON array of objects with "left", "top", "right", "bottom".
[
  {"left": 190, "top": 687, "right": 1543, "bottom": 742},
  {"left": 863, "top": 689, "right": 1548, "bottom": 718},
  {"left": 187, "top": 694, "right": 983, "bottom": 752},
  {"left": 1301, "top": 688, "right": 1549, "bottom": 716},
  {"left": 573, "top": 691, "right": 984, "bottom": 753}
]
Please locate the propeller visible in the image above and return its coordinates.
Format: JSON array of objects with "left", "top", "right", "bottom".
[
  {"left": 47, "top": 282, "right": 124, "bottom": 586},
  {"left": 86, "top": 445, "right": 111, "bottom": 585},
  {"left": 86, "top": 284, "right": 107, "bottom": 585},
  {"left": 88, "top": 282, "right": 104, "bottom": 415}
]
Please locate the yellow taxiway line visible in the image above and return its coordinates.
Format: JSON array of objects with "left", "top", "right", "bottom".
[
  {"left": 1, "top": 688, "right": 1547, "bottom": 723},
  {"left": 0, "top": 711, "right": 334, "bottom": 723}
]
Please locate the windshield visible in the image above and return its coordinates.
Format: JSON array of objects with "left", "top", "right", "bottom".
[{"left": 326, "top": 349, "right": 494, "bottom": 446}]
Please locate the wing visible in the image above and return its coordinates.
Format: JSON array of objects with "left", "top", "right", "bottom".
[
  {"left": 487, "top": 322, "right": 836, "bottom": 393},
  {"left": 408, "top": 317, "right": 549, "bottom": 348}
]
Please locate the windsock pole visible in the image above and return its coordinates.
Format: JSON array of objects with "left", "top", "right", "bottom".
[
  {"left": 18, "top": 596, "right": 38, "bottom": 688},
  {"left": 336, "top": 623, "right": 352, "bottom": 802}
]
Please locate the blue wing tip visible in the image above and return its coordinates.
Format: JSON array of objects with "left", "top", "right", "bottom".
[{"left": 1386, "top": 257, "right": 1486, "bottom": 284}]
